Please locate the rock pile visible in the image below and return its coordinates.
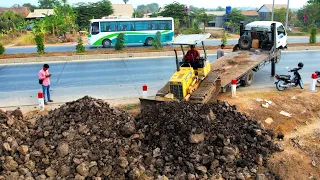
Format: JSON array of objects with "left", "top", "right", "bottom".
[
  {"left": 0, "top": 97, "right": 281, "bottom": 179},
  {"left": 136, "top": 101, "right": 280, "bottom": 179}
]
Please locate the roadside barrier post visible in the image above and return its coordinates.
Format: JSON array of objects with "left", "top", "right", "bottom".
[
  {"left": 38, "top": 92, "right": 45, "bottom": 111},
  {"left": 231, "top": 79, "right": 237, "bottom": 97},
  {"left": 310, "top": 73, "right": 317, "bottom": 92},
  {"left": 142, "top": 85, "right": 148, "bottom": 98}
]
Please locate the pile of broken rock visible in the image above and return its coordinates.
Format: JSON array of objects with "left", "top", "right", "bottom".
[{"left": 0, "top": 97, "right": 282, "bottom": 180}]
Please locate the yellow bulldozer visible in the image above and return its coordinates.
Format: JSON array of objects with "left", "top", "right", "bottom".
[{"left": 140, "top": 33, "right": 221, "bottom": 107}]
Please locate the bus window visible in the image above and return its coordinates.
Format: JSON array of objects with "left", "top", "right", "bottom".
[
  {"left": 91, "top": 22, "right": 99, "bottom": 35},
  {"left": 119, "top": 22, "right": 134, "bottom": 31},
  {"left": 165, "top": 20, "right": 172, "bottom": 30},
  {"left": 100, "top": 22, "right": 111, "bottom": 32},
  {"left": 135, "top": 21, "right": 148, "bottom": 31}
]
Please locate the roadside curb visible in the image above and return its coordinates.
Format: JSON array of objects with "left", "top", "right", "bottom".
[{"left": 0, "top": 46, "right": 319, "bottom": 65}]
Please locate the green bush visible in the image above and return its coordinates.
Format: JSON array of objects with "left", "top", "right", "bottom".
[
  {"left": 76, "top": 36, "right": 86, "bottom": 53},
  {"left": 0, "top": 44, "right": 5, "bottom": 55},
  {"left": 35, "top": 34, "right": 45, "bottom": 54},
  {"left": 221, "top": 30, "right": 227, "bottom": 45},
  {"left": 115, "top": 33, "right": 125, "bottom": 50},
  {"left": 309, "top": 27, "right": 318, "bottom": 44},
  {"left": 180, "top": 28, "right": 203, "bottom": 34},
  {"left": 152, "top": 31, "right": 163, "bottom": 50}
]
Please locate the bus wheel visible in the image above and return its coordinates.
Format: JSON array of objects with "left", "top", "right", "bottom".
[
  {"left": 145, "top": 37, "right": 153, "bottom": 46},
  {"left": 102, "top": 39, "right": 111, "bottom": 48}
]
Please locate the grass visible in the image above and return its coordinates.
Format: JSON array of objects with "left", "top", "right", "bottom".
[
  {"left": 15, "top": 33, "right": 36, "bottom": 46},
  {"left": 122, "top": 104, "right": 138, "bottom": 111},
  {"left": 287, "top": 32, "right": 308, "bottom": 36}
]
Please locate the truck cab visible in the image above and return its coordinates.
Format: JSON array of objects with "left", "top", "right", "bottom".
[{"left": 238, "top": 21, "right": 287, "bottom": 50}]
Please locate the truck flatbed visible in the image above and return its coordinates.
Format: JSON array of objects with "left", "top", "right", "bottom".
[{"left": 210, "top": 50, "right": 270, "bottom": 89}]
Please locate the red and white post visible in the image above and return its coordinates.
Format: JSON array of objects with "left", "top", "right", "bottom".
[
  {"left": 231, "top": 79, "right": 237, "bottom": 97},
  {"left": 142, "top": 84, "right": 148, "bottom": 98},
  {"left": 38, "top": 91, "right": 45, "bottom": 111},
  {"left": 310, "top": 73, "right": 317, "bottom": 92}
]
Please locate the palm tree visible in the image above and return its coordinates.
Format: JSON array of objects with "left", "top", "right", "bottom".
[{"left": 123, "top": 0, "right": 129, "bottom": 4}]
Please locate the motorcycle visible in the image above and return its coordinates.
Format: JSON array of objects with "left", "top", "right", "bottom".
[
  {"left": 316, "top": 71, "right": 320, "bottom": 87},
  {"left": 275, "top": 63, "right": 304, "bottom": 91}
]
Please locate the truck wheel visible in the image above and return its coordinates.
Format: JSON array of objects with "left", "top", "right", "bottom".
[
  {"left": 238, "top": 35, "right": 252, "bottom": 50},
  {"left": 102, "top": 39, "right": 111, "bottom": 48},
  {"left": 241, "top": 71, "right": 254, "bottom": 87},
  {"left": 145, "top": 37, "right": 153, "bottom": 46}
]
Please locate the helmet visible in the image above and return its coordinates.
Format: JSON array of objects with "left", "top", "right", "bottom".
[{"left": 298, "top": 62, "right": 304, "bottom": 68}]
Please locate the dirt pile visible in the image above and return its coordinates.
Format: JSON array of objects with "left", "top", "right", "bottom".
[
  {"left": 0, "top": 96, "right": 140, "bottom": 179},
  {"left": 0, "top": 97, "right": 281, "bottom": 179},
  {"left": 136, "top": 101, "right": 281, "bottom": 179}
]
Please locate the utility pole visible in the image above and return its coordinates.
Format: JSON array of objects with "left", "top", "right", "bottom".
[
  {"left": 285, "top": 0, "right": 290, "bottom": 29},
  {"left": 271, "top": 0, "right": 275, "bottom": 21}
]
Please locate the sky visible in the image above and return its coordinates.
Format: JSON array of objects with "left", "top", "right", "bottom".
[{"left": 0, "top": 0, "right": 309, "bottom": 9}]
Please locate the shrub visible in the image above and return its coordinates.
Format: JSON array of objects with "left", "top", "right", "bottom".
[
  {"left": 180, "top": 28, "right": 203, "bottom": 34},
  {"left": 0, "top": 44, "right": 5, "bottom": 55},
  {"left": 35, "top": 34, "right": 45, "bottom": 54},
  {"left": 152, "top": 31, "right": 163, "bottom": 49},
  {"left": 115, "top": 33, "right": 125, "bottom": 50},
  {"left": 309, "top": 27, "right": 318, "bottom": 44},
  {"left": 221, "top": 30, "right": 227, "bottom": 45},
  {"left": 76, "top": 36, "right": 86, "bottom": 53}
]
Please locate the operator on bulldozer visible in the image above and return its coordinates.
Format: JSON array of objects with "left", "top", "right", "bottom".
[{"left": 182, "top": 45, "right": 200, "bottom": 69}]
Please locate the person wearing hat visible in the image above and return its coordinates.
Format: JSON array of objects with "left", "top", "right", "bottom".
[
  {"left": 217, "top": 44, "right": 225, "bottom": 59},
  {"left": 38, "top": 64, "right": 53, "bottom": 105},
  {"left": 182, "top": 45, "right": 200, "bottom": 67}
]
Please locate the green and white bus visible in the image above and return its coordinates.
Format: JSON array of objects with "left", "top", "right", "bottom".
[{"left": 88, "top": 17, "right": 174, "bottom": 48}]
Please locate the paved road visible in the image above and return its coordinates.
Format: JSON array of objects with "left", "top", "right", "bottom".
[
  {"left": 5, "top": 37, "right": 320, "bottom": 54},
  {"left": 0, "top": 51, "right": 319, "bottom": 107}
]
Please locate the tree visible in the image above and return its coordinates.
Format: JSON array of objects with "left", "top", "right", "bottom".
[
  {"left": 308, "top": 0, "right": 320, "bottom": 3},
  {"left": 310, "top": 26, "right": 317, "bottom": 43},
  {"left": 38, "top": 0, "right": 59, "bottom": 9},
  {"left": 273, "top": 8, "right": 294, "bottom": 26},
  {"left": 76, "top": 35, "right": 85, "bottom": 53},
  {"left": 0, "top": 44, "right": 5, "bottom": 55},
  {"left": 226, "top": 8, "right": 246, "bottom": 33},
  {"left": 123, "top": 0, "right": 129, "bottom": 4},
  {"left": 216, "top": 6, "right": 225, "bottom": 11},
  {"left": 196, "top": 10, "right": 215, "bottom": 31},
  {"left": 189, "top": 5, "right": 200, "bottom": 12},
  {"left": 0, "top": 10, "right": 25, "bottom": 32},
  {"left": 227, "top": 8, "right": 246, "bottom": 23},
  {"left": 115, "top": 33, "right": 125, "bottom": 50},
  {"left": 137, "top": 3, "right": 159, "bottom": 13},
  {"left": 297, "top": 2, "right": 320, "bottom": 26},
  {"left": 147, "top": 3, "right": 159, "bottom": 12},
  {"left": 152, "top": 31, "right": 163, "bottom": 49},
  {"left": 133, "top": 10, "right": 144, "bottom": 18},
  {"left": 35, "top": 34, "right": 45, "bottom": 53},
  {"left": 75, "top": 0, "right": 114, "bottom": 30},
  {"left": 22, "top": 3, "right": 38, "bottom": 11},
  {"left": 160, "top": 2, "right": 187, "bottom": 20},
  {"left": 221, "top": 30, "right": 227, "bottom": 45}
]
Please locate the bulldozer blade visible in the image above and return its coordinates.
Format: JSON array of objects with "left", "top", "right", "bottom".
[{"left": 139, "top": 98, "right": 167, "bottom": 109}]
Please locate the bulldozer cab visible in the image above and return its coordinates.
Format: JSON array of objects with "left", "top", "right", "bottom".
[{"left": 172, "top": 33, "right": 212, "bottom": 77}]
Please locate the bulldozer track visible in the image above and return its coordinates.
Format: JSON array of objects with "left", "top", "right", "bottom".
[{"left": 189, "top": 72, "right": 220, "bottom": 104}]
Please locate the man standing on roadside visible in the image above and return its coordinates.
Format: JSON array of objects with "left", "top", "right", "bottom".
[
  {"left": 39, "top": 64, "right": 53, "bottom": 105},
  {"left": 217, "top": 44, "right": 225, "bottom": 59}
]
